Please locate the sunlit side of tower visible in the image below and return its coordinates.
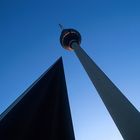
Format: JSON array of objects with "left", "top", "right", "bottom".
[{"left": 60, "top": 27, "right": 140, "bottom": 140}]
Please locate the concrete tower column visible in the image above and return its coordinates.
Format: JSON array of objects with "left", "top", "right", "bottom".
[{"left": 60, "top": 28, "right": 140, "bottom": 140}]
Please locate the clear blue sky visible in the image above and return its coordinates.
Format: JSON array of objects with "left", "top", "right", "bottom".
[{"left": 0, "top": 0, "right": 140, "bottom": 139}]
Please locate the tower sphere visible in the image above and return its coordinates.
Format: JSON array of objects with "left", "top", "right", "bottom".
[{"left": 60, "top": 28, "right": 81, "bottom": 50}]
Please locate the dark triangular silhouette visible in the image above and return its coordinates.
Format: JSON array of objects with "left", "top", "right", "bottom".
[{"left": 0, "top": 57, "right": 75, "bottom": 140}]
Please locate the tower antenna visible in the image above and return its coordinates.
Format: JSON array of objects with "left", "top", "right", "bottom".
[{"left": 59, "top": 24, "right": 64, "bottom": 30}]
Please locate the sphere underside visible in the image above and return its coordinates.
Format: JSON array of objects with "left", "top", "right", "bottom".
[{"left": 60, "top": 29, "right": 81, "bottom": 50}]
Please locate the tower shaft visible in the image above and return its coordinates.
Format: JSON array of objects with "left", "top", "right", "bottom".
[{"left": 71, "top": 42, "right": 140, "bottom": 140}]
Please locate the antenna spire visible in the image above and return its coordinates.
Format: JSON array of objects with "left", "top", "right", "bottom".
[{"left": 59, "top": 24, "right": 64, "bottom": 30}]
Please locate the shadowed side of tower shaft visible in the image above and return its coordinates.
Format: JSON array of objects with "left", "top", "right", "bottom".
[
  {"left": 72, "top": 43, "right": 140, "bottom": 140},
  {"left": 0, "top": 57, "right": 75, "bottom": 140}
]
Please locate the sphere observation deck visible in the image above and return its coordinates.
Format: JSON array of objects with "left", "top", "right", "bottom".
[{"left": 60, "top": 28, "right": 81, "bottom": 50}]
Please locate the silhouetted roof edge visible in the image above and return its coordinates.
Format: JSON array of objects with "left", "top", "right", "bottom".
[{"left": 0, "top": 57, "right": 63, "bottom": 121}]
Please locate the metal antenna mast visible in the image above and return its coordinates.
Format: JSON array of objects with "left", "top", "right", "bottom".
[{"left": 59, "top": 24, "right": 64, "bottom": 30}]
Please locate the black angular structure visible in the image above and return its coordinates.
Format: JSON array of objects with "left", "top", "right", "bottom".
[
  {"left": 60, "top": 28, "right": 140, "bottom": 140},
  {"left": 0, "top": 57, "right": 75, "bottom": 140}
]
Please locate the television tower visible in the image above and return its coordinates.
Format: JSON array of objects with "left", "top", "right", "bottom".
[{"left": 59, "top": 27, "right": 140, "bottom": 140}]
